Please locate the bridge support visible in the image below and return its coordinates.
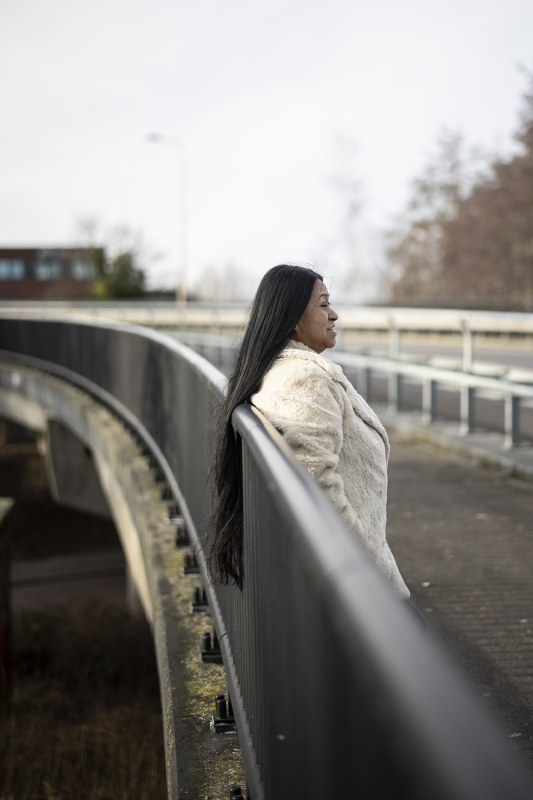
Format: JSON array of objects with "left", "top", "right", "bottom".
[
  {"left": 126, "top": 562, "right": 143, "bottom": 616},
  {"left": 0, "top": 361, "right": 152, "bottom": 621},
  {"left": 44, "top": 419, "right": 111, "bottom": 518}
]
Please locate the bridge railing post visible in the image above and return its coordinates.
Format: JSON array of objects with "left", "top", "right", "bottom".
[
  {"left": 462, "top": 320, "right": 474, "bottom": 372},
  {"left": 335, "top": 323, "right": 345, "bottom": 351},
  {"left": 358, "top": 366, "right": 371, "bottom": 401},
  {"left": 389, "top": 317, "right": 400, "bottom": 359},
  {"left": 388, "top": 372, "right": 402, "bottom": 414},
  {"left": 460, "top": 385, "right": 475, "bottom": 435},
  {"left": 422, "top": 379, "right": 437, "bottom": 425},
  {"left": 504, "top": 394, "right": 520, "bottom": 449}
]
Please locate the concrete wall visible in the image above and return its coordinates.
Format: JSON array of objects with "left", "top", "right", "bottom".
[{"left": 44, "top": 418, "right": 111, "bottom": 518}]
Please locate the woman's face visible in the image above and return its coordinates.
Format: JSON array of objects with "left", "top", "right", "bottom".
[{"left": 293, "top": 280, "right": 338, "bottom": 354}]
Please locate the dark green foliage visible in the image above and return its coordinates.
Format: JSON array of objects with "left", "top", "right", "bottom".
[{"left": 91, "top": 251, "right": 146, "bottom": 299}]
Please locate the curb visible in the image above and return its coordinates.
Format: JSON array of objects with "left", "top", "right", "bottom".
[{"left": 374, "top": 404, "right": 533, "bottom": 483}]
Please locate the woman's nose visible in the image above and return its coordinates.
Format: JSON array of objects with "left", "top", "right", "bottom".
[{"left": 330, "top": 307, "right": 338, "bottom": 320}]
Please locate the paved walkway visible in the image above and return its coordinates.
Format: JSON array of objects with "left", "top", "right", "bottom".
[{"left": 386, "top": 429, "right": 533, "bottom": 766}]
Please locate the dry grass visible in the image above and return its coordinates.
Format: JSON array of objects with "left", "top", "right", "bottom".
[{"left": 0, "top": 603, "right": 167, "bottom": 800}]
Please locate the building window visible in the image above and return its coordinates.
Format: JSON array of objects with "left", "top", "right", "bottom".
[
  {"left": 35, "top": 260, "right": 62, "bottom": 280},
  {"left": 0, "top": 259, "right": 25, "bottom": 280},
  {"left": 71, "top": 259, "right": 96, "bottom": 280}
]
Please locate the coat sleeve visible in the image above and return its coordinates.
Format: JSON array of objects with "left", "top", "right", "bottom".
[{"left": 253, "top": 363, "right": 362, "bottom": 534}]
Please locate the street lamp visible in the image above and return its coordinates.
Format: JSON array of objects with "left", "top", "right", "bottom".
[{"left": 146, "top": 133, "right": 187, "bottom": 305}]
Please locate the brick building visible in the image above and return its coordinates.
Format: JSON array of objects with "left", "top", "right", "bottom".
[{"left": 0, "top": 247, "right": 102, "bottom": 300}]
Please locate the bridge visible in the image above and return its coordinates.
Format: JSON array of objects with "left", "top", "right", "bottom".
[{"left": 0, "top": 308, "right": 532, "bottom": 799}]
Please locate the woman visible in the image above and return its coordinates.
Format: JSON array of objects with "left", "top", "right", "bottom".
[{"left": 210, "top": 263, "right": 409, "bottom": 600}]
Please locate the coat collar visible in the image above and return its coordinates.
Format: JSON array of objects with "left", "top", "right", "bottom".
[{"left": 279, "top": 340, "right": 390, "bottom": 458}]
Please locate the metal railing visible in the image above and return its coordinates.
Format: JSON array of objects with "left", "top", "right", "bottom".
[
  {"left": 331, "top": 350, "right": 533, "bottom": 448},
  {"left": 170, "top": 331, "right": 533, "bottom": 449},
  {"left": 2, "top": 300, "right": 533, "bottom": 341},
  {"left": 0, "top": 311, "right": 531, "bottom": 799}
]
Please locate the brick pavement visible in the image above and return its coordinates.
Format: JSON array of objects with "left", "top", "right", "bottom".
[{"left": 386, "top": 429, "right": 533, "bottom": 766}]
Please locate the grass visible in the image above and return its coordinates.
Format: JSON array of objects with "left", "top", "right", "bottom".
[{"left": 0, "top": 603, "right": 167, "bottom": 800}]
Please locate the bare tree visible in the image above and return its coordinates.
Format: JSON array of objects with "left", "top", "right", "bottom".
[
  {"left": 385, "top": 131, "right": 476, "bottom": 301},
  {"left": 384, "top": 70, "right": 533, "bottom": 309},
  {"left": 441, "top": 72, "right": 533, "bottom": 304}
]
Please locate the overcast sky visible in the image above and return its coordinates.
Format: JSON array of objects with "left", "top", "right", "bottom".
[{"left": 1, "top": 0, "right": 532, "bottom": 295}]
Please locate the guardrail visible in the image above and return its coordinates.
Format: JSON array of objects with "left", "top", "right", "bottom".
[
  {"left": 0, "top": 311, "right": 531, "bottom": 799},
  {"left": 3, "top": 303, "right": 532, "bottom": 388},
  {"left": 332, "top": 350, "right": 533, "bottom": 449},
  {"left": 1, "top": 301, "right": 533, "bottom": 345},
  {"left": 171, "top": 331, "right": 533, "bottom": 450}
]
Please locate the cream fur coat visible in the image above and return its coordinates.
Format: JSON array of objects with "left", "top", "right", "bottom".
[{"left": 252, "top": 340, "right": 409, "bottom": 598}]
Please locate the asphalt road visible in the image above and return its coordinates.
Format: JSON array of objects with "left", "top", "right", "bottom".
[
  {"left": 176, "top": 333, "right": 533, "bottom": 441},
  {"left": 345, "top": 335, "right": 533, "bottom": 370}
]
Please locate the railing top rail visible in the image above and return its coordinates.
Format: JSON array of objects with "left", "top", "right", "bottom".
[
  {"left": 170, "top": 329, "right": 533, "bottom": 397},
  {"left": 334, "top": 306, "right": 533, "bottom": 333},
  {"left": 330, "top": 351, "right": 533, "bottom": 398},
  {"left": 1, "top": 303, "right": 533, "bottom": 333}
]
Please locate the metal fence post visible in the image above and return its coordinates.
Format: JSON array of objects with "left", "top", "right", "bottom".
[
  {"left": 389, "top": 318, "right": 400, "bottom": 359},
  {"left": 504, "top": 394, "right": 520, "bottom": 449},
  {"left": 460, "top": 385, "right": 475, "bottom": 435},
  {"left": 335, "top": 324, "right": 345, "bottom": 351},
  {"left": 388, "top": 372, "right": 402, "bottom": 414},
  {"left": 422, "top": 379, "right": 437, "bottom": 425},
  {"left": 462, "top": 321, "right": 473, "bottom": 372},
  {"left": 211, "top": 309, "right": 221, "bottom": 336},
  {"left": 358, "top": 366, "right": 372, "bottom": 401}
]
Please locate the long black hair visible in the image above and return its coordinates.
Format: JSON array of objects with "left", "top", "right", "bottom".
[{"left": 209, "top": 263, "right": 323, "bottom": 589}]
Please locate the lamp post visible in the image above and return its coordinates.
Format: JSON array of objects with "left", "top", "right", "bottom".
[{"left": 146, "top": 133, "right": 187, "bottom": 305}]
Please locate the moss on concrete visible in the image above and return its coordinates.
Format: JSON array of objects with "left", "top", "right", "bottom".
[{"left": 164, "top": 546, "right": 246, "bottom": 799}]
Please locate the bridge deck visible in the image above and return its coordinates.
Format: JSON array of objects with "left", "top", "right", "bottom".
[{"left": 386, "top": 430, "right": 533, "bottom": 766}]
